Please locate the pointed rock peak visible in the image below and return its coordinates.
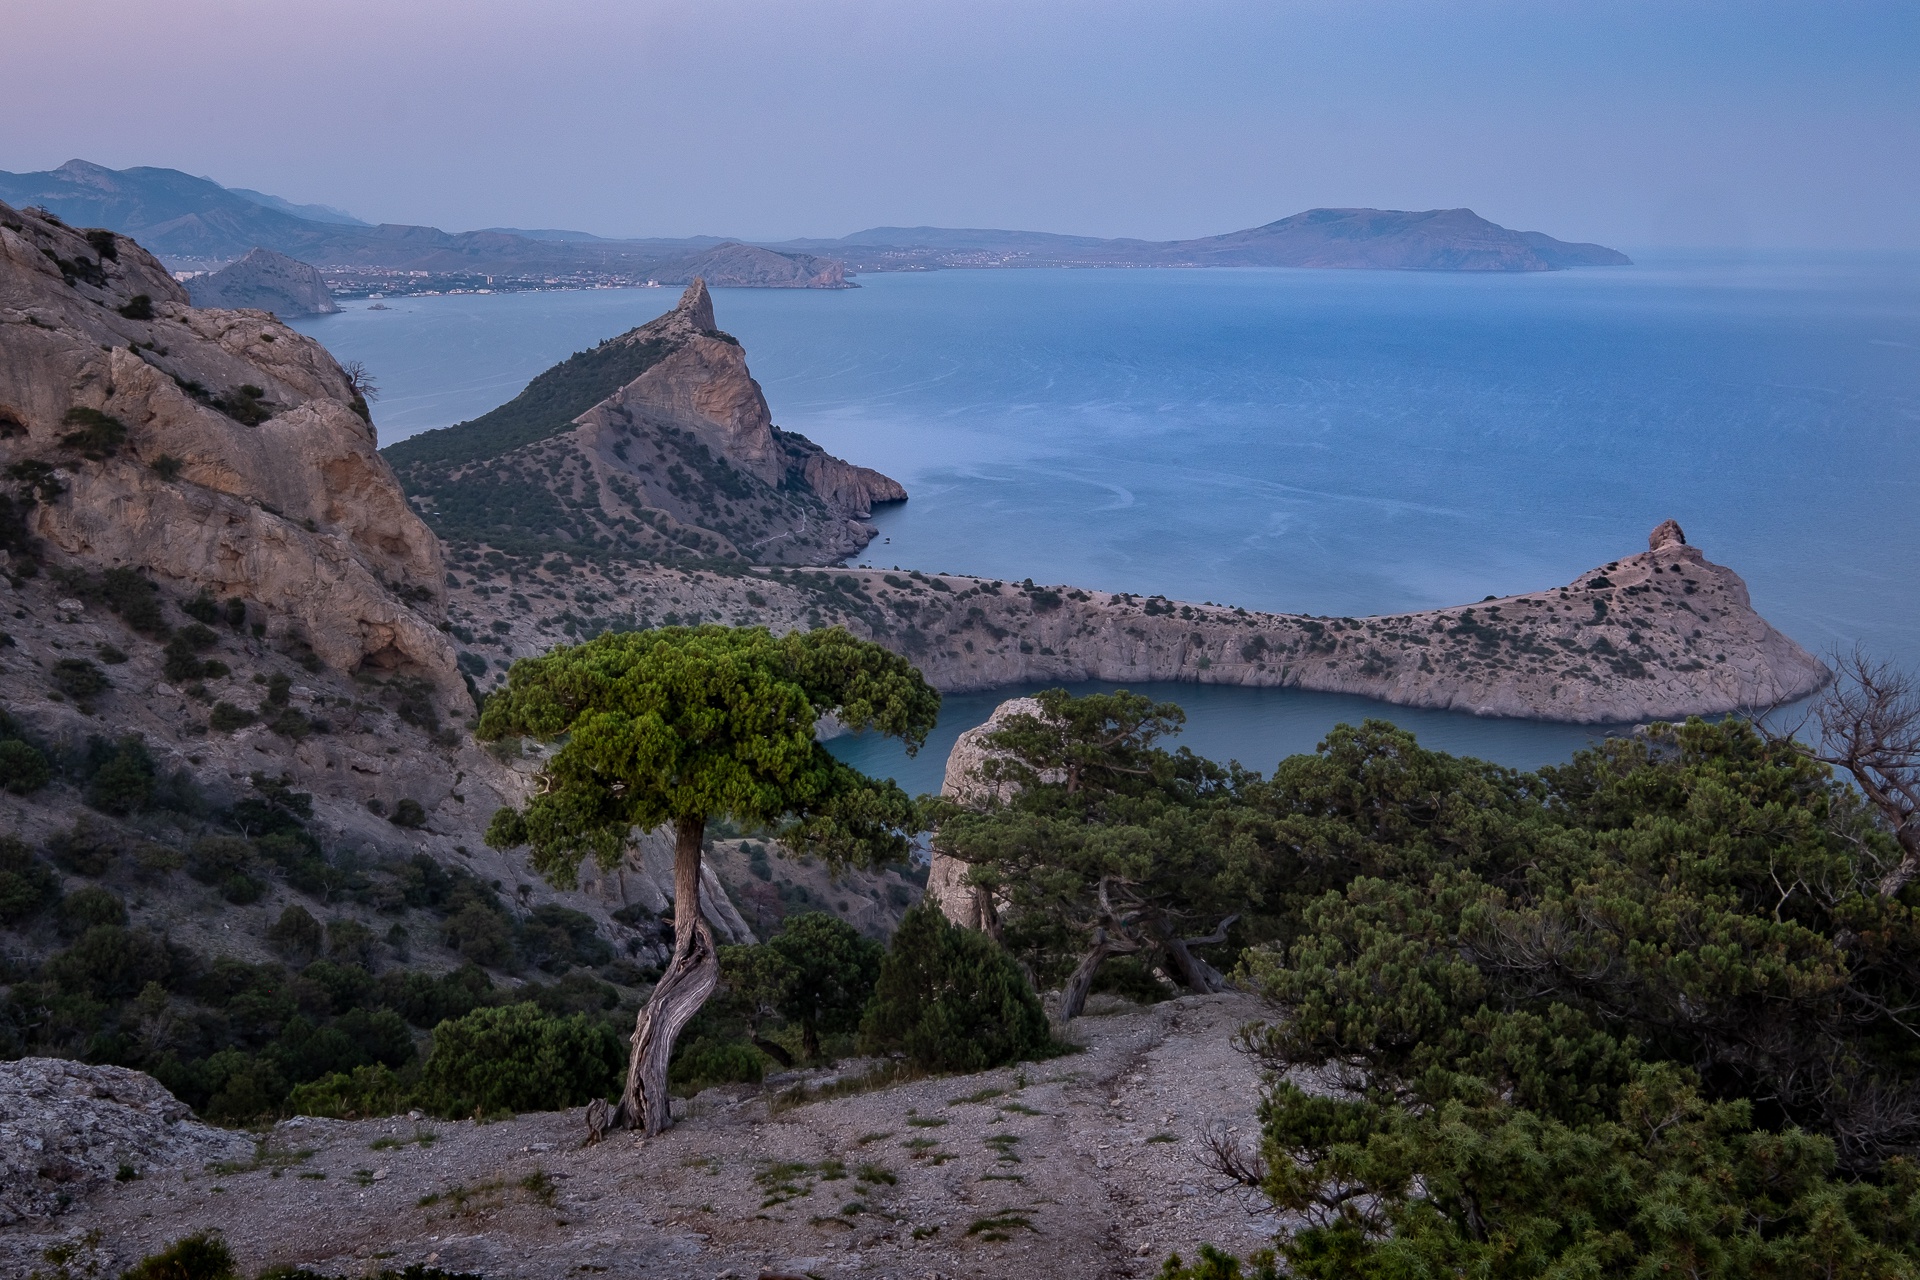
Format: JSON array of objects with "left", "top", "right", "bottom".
[
  {"left": 1649, "top": 518, "right": 1687, "bottom": 550},
  {"left": 677, "top": 277, "right": 716, "bottom": 331}
]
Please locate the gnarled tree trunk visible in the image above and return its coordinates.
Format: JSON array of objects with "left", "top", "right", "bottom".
[
  {"left": 615, "top": 814, "right": 718, "bottom": 1137},
  {"left": 1162, "top": 914, "right": 1239, "bottom": 994},
  {"left": 1059, "top": 929, "right": 1137, "bottom": 1025}
]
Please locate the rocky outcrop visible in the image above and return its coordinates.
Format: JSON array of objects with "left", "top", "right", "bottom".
[
  {"left": 842, "top": 526, "right": 1824, "bottom": 722},
  {"left": 791, "top": 443, "right": 909, "bottom": 519},
  {"left": 0, "top": 200, "right": 459, "bottom": 695},
  {"left": 187, "top": 246, "right": 339, "bottom": 315},
  {"left": 928, "top": 696, "right": 1045, "bottom": 928},
  {"left": 0, "top": 1057, "right": 254, "bottom": 1224},
  {"left": 392, "top": 280, "right": 904, "bottom": 566}
]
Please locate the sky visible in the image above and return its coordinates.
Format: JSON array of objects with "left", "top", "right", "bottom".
[{"left": 6, "top": 0, "right": 1916, "bottom": 248}]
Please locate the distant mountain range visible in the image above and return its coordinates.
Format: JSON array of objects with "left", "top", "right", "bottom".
[
  {"left": 0, "top": 159, "right": 1629, "bottom": 288},
  {"left": 0, "top": 160, "right": 847, "bottom": 289}
]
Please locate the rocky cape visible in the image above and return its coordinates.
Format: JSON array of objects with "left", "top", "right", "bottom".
[
  {"left": 447, "top": 520, "right": 1824, "bottom": 726},
  {"left": 385, "top": 279, "right": 904, "bottom": 566},
  {"left": 185, "top": 246, "right": 338, "bottom": 316}
]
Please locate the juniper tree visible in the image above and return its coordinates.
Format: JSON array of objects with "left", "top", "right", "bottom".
[{"left": 479, "top": 624, "right": 936, "bottom": 1136}]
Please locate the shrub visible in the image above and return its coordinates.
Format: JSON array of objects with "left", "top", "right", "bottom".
[
  {"left": 267, "top": 904, "right": 325, "bottom": 964},
  {"left": 212, "top": 384, "right": 274, "bottom": 426},
  {"left": 669, "top": 1036, "right": 766, "bottom": 1095},
  {"left": 151, "top": 454, "right": 183, "bottom": 481},
  {"left": 517, "top": 903, "right": 613, "bottom": 973},
  {"left": 56, "top": 885, "right": 127, "bottom": 936},
  {"left": 418, "top": 1002, "right": 622, "bottom": 1117},
  {"left": 390, "top": 797, "right": 427, "bottom": 829},
  {"left": 326, "top": 917, "right": 378, "bottom": 967},
  {"left": 285, "top": 1062, "right": 409, "bottom": 1120},
  {"left": 48, "top": 817, "right": 121, "bottom": 876},
  {"left": 117, "top": 293, "right": 154, "bottom": 321},
  {"left": 120, "top": 1230, "right": 236, "bottom": 1280},
  {"left": 83, "top": 734, "right": 156, "bottom": 814},
  {"left": 0, "top": 738, "right": 49, "bottom": 794},
  {"left": 859, "top": 902, "right": 1050, "bottom": 1073},
  {"left": 51, "top": 657, "right": 109, "bottom": 699},
  {"left": 208, "top": 701, "right": 255, "bottom": 731},
  {"left": 181, "top": 592, "right": 220, "bottom": 625},
  {"left": 45, "top": 924, "right": 174, "bottom": 1000},
  {"left": 441, "top": 901, "right": 514, "bottom": 967},
  {"left": 766, "top": 911, "right": 884, "bottom": 1060},
  {"left": 0, "top": 834, "right": 58, "bottom": 923},
  {"left": 187, "top": 835, "right": 262, "bottom": 903},
  {"left": 163, "top": 623, "right": 221, "bottom": 682},
  {"left": 58, "top": 407, "right": 127, "bottom": 459}
]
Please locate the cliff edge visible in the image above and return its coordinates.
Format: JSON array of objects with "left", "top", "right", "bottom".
[{"left": 0, "top": 200, "right": 458, "bottom": 695}]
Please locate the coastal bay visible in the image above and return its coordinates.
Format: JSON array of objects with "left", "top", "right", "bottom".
[{"left": 295, "top": 253, "right": 1920, "bottom": 776}]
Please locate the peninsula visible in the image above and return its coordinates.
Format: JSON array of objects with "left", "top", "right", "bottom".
[{"left": 402, "top": 285, "right": 1819, "bottom": 725}]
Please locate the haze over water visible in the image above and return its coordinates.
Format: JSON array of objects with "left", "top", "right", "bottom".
[{"left": 294, "top": 253, "right": 1920, "bottom": 790}]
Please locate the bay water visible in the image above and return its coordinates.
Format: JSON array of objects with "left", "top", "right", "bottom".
[{"left": 292, "top": 254, "right": 1920, "bottom": 791}]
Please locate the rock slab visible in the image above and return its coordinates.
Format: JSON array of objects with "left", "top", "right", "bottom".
[{"left": 0, "top": 1057, "right": 253, "bottom": 1225}]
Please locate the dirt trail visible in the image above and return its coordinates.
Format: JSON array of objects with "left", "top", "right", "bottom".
[{"left": 2, "top": 994, "right": 1286, "bottom": 1279}]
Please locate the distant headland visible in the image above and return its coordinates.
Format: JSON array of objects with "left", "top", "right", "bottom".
[{"left": 0, "top": 160, "right": 1628, "bottom": 297}]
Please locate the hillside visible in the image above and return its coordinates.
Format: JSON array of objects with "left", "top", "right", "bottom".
[
  {"left": 775, "top": 207, "right": 1631, "bottom": 272},
  {"left": 0, "top": 204, "right": 915, "bottom": 1175},
  {"left": 384, "top": 280, "right": 904, "bottom": 565},
  {"left": 0, "top": 161, "right": 850, "bottom": 289},
  {"left": 185, "top": 247, "right": 339, "bottom": 315}
]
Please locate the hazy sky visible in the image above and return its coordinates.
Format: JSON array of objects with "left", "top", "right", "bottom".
[{"left": 7, "top": 0, "right": 1915, "bottom": 247}]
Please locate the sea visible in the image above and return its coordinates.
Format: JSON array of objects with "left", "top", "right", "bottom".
[{"left": 290, "top": 253, "right": 1920, "bottom": 795}]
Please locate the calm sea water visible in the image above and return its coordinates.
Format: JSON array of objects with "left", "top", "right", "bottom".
[{"left": 292, "top": 254, "right": 1920, "bottom": 789}]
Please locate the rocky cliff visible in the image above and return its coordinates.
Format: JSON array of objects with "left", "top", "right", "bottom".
[
  {"left": 186, "top": 246, "right": 339, "bottom": 315},
  {"left": 0, "top": 200, "right": 458, "bottom": 694},
  {"left": 386, "top": 280, "right": 904, "bottom": 566},
  {"left": 446, "top": 521, "right": 1824, "bottom": 725}
]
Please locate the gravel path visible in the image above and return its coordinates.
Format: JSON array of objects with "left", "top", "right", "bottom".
[{"left": 2, "top": 994, "right": 1286, "bottom": 1279}]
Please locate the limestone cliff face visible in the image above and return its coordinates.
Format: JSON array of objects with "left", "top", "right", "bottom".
[
  {"left": 927, "top": 696, "right": 1044, "bottom": 929},
  {"left": 0, "top": 200, "right": 458, "bottom": 693},
  {"left": 186, "top": 246, "right": 339, "bottom": 315},
  {"left": 854, "top": 523, "right": 1825, "bottom": 723},
  {"left": 399, "top": 279, "right": 905, "bottom": 566}
]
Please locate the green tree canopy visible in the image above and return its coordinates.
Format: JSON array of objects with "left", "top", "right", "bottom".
[{"left": 479, "top": 624, "right": 940, "bottom": 882}]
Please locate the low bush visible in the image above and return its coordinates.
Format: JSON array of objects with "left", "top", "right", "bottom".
[
  {"left": 0, "top": 736, "right": 51, "bottom": 793},
  {"left": 859, "top": 902, "right": 1050, "bottom": 1073},
  {"left": 266, "top": 904, "right": 325, "bottom": 964},
  {"left": 120, "top": 1230, "right": 236, "bottom": 1280},
  {"left": 51, "top": 657, "right": 109, "bottom": 700},
  {"left": 284, "top": 1062, "right": 408, "bottom": 1120},
  {"left": 82, "top": 734, "right": 157, "bottom": 815},
  {"left": 209, "top": 701, "right": 255, "bottom": 731},
  {"left": 55, "top": 885, "right": 127, "bottom": 937},
  {"left": 0, "top": 834, "right": 58, "bottom": 923},
  {"left": 669, "top": 1035, "right": 766, "bottom": 1095},
  {"left": 58, "top": 407, "right": 127, "bottom": 460},
  {"left": 419, "top": 1002, "right": 623, "bottom": 1117},
  {"left": 48, "top": 818, "right": 121, "bottom": 876}
]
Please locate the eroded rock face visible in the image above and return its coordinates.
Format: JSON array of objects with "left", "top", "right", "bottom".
[
  {"left": 0, "top": 201, "right": 458, "bottom": 695},
  {"left": 0, "top": 1057, "right": 254, "bottom": 1225},
  {"left": 928, "top": 696, "right": 1047, "bottom": 929}
]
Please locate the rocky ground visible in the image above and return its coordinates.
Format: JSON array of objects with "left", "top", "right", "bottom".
[{"left": 1, "top": 993, "right": 1283, "bottom": 1280}]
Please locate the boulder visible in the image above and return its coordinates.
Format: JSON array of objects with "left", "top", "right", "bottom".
[{"left": 0, "top": 1057, "right": 253, "bottom": 1224}]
